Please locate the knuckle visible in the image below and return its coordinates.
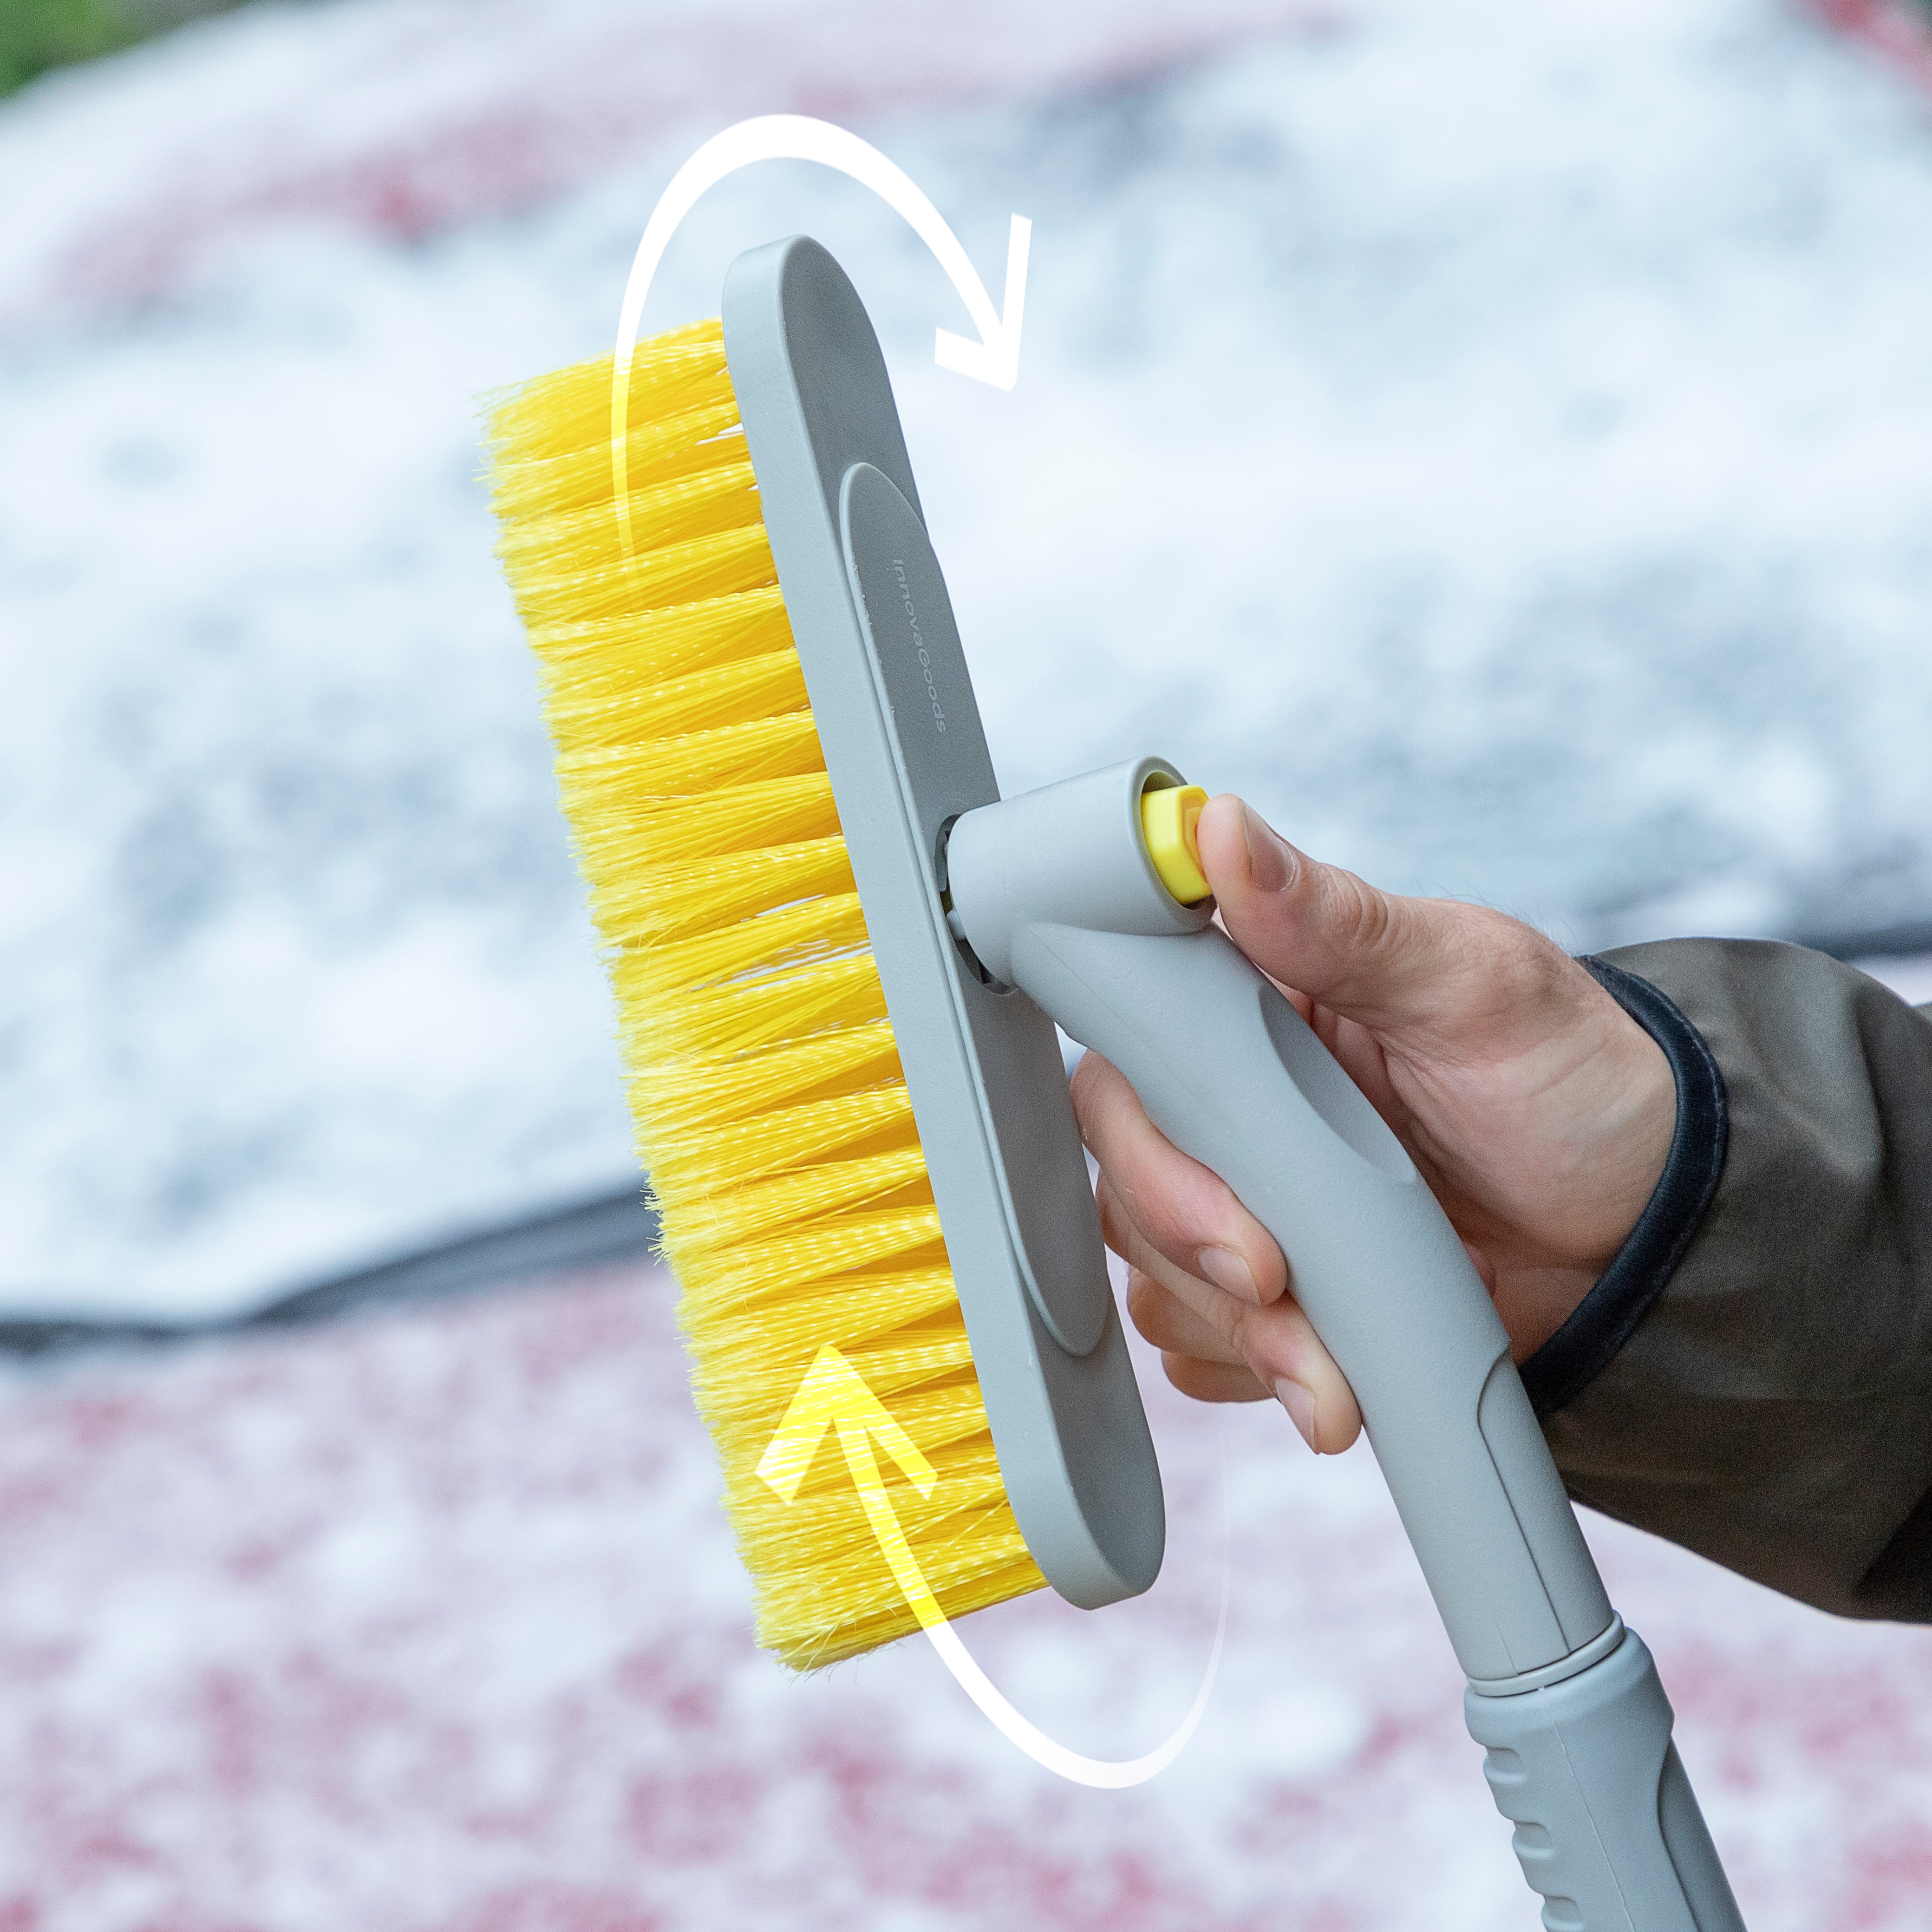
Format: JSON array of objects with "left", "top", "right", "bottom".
[
  {"left": 1315, "top": 863, "right": 1392, "bottom": 956},
  {"left": 1068, "top": 1047, "right": 1106, "bottom": 1116},
  {"left": 1124, "top": 1270, "right": 1167, "bottom": 1339},
  {"left": 1221, "top": 1300, "right": 1267, "bottom": 1367},
  {"left": 1158, "top": 1165, "right": 1242, "bottom": 1251},
  {"left": 1500, "top": 921, "right": 1568, "bottom": 999},
  {"left": 1461, "top": 907, "right": 1568, "bottom": 1003},
  {"left": 1070, "top": 1051, "right": 1136, "bottom": 1146}
]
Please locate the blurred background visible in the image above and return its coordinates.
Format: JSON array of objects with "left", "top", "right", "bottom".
[{"left": 2, "top": 0, "right": 1931, "bottom": 1925}]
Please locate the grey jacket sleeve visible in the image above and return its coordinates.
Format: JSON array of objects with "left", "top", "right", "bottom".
[{"left": 1523, "top": 938, "right": 1932, "bottom": 1621}]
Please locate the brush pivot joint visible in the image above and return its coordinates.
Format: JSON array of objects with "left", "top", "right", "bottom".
[{"left": 944, "top": 757, "right": 1212, "bottom": 990}]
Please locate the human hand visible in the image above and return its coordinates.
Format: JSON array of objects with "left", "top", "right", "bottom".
[{"left": 1070, "top": 796, "right": 1676, "bottom": 1454}]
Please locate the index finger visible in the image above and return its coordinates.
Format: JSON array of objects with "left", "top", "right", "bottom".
[{"left": 1069, "top": 1049, "right": 1289, "bottom": 1308}]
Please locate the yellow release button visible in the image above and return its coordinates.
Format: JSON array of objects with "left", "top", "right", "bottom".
[{"left": 1140, "top": 784, "right": 1211, "bottom": 904}]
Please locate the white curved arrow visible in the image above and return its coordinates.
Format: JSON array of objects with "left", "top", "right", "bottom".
[
  {"left": 759, "top": 1345, "right": 1226, "bottom": 1790},
  {"left": 609, "top": 114, "right": 1030, "bottom": 555}
]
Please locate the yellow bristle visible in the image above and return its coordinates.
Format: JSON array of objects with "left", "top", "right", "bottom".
[{"left": 484, "top": 318, "right": 1046, "bottom": 1668}]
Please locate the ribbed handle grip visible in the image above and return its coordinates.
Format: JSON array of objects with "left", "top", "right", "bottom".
[{"left": 1467, "top": 1630, "right": 1743, "bottom": 1932}]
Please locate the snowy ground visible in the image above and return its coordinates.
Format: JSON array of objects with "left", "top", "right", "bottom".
[
  {"left": 1, "top": 0, "right": 1930, "bottom": 1317},
  {"left": 1, "top": 1257, "right": 1929, "bottom": 1932}
]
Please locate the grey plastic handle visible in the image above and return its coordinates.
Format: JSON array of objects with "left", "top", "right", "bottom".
[
  {"left": 947, "top": 756, "right": 1610, "bottom": 1680},
  {"left": 946, "top": 757, "right": 1745, "bottom": 1931}
]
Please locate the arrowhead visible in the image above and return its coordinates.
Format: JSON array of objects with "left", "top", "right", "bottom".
[
  {"left": 756, "top": 1343, "right": 940, "bottom": 1504},
  {"left": 934, "top": 214, "right": 1030, "bottom": 392}
]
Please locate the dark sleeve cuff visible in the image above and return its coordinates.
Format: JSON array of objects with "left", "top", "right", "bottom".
[{"left": 1518, "top": 958, "right": 1729, "bottom": 1417}]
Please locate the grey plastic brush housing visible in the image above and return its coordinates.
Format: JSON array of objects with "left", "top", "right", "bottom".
[
  {"left": 720, "top": 236, "right": 1743, "bottom": 1931},
  {"left": 722, "top": 236, "right": 1162, "bottom": 1609}
]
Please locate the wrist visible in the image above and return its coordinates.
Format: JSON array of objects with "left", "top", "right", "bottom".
[{"left": 1496, "top": 1266, "right": 1603, "bottom": 1364}]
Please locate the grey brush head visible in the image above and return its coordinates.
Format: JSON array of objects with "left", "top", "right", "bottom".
[{"left": 721, "top": 234, "right": 1165, "bottom": 1608}]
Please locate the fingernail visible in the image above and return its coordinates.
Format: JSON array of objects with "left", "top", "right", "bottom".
[
  {"left": 1275, "top": 1378, "right": 1318, "bottom": 1450},
  {"left": 1196, "top": 1246, "right": 1259, "bottom": 1302},
  {"left": 1240, "top": 803, "right": 1290, "bottom": 893}
]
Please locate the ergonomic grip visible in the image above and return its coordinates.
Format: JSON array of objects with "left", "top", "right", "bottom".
[
  {"left": 1467, "top": 1629, "right": 1740, "bottom": 1931},
  {"left": 946, "top": 756, "right": 1745, "bottom": 1930}
]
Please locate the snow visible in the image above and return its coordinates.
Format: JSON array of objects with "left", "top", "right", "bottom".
[
  {"left": 2, "top": 1258, "right": 1929, "bottom": 1930},
  {"left": 0, "top": 0, "right": 1340, "bottom": 328},
  {"left": 1, "top": 0, "right": 1930, "bottom": 1319}
]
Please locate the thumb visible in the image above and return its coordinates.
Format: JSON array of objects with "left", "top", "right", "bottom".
[{"left": 1193, "top": 794, "right": 1498, "bottom": 1038}]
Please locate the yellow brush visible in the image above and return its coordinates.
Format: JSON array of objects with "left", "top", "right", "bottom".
[{"left": 483, "top": 245, "right": 1160, "bottom": 1670}]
